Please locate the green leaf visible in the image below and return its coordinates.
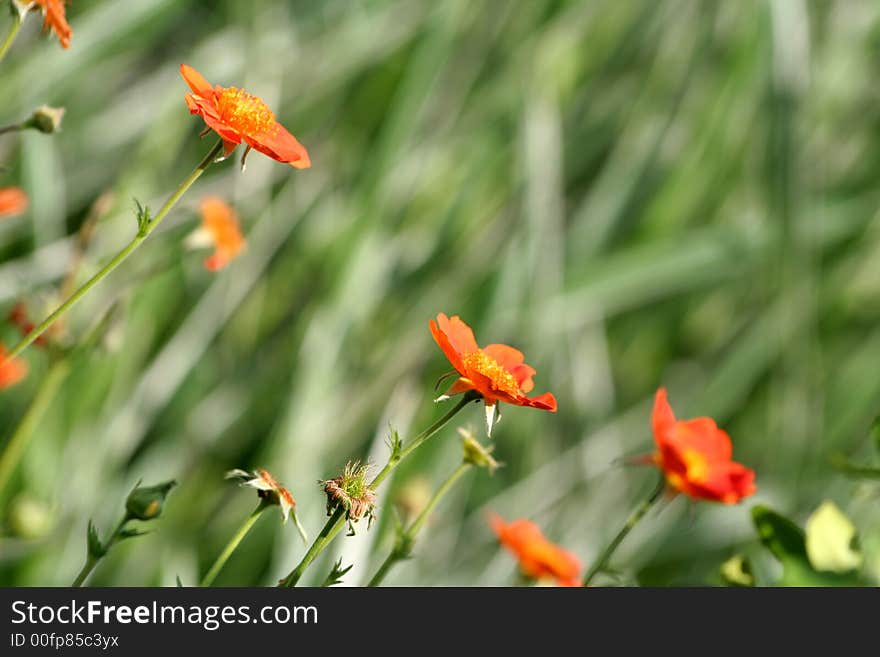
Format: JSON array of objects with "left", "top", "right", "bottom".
[
  {"left": 804, "top": 501, "right": 862, "bottom": 574},
  {"left": 751, "top": 505, "right": 865, "bottom": 586},
  {"left": 86, "top": 520, "right": 106, "bottom": 559},
  {"left": 751, "top": 506, "right": 807, "bottom": 563},
  {"left": 133, "top": 198, "right": 152, "bottom": 236},
  {"left": 321, "top": 558, "right": 353, "bottom": 587},
  {"left": 386, "top": 426, "right": 402, "bottom": 462}
]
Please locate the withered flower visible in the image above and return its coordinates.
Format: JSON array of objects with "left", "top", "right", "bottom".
[{"left": 321, "top": 460, "right": 377, "bottom": 534}]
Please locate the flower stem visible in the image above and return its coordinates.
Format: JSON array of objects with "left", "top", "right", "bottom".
[
  {"left": 0, "top": 11, "right": 22, "bottom": 67},
  {"left": 582, "top": 475, "right": 666, "bottom": 586},
  {"left": 367, "top": 461, "right": 472, "bottom": 587},
  {"left": 71, "top": 516, "right": 127, "bottom": 587},
  {"left": 278, "top": 394, "right": 475, "bottom": 587},
  {"left": 201, "top": 500, "right": 271, "bottom": 587},
  {"left": 2, "top": 139, "right": 224, "bottom": 363},
  {"left": 0, "top": 123, "right": 22, "bottom": 136},
  {"left": 0, "top": 359, "right": 71, "bottom": 506}
]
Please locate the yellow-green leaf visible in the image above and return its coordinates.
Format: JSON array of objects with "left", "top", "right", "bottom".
[{"left": 805, "top": 501, "right": 863, "bottom": 574}]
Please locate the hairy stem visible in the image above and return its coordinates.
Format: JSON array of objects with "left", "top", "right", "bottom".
[
  {"left": 3, "top": 139, "right": 224, "bottom": 362},
  {"left": 201, "top": 500, "right": 270, "bottom": 587}
]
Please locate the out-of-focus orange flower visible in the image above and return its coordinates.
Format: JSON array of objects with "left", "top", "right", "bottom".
[
  {"left": 0, "top": 187, "right": 28, "bottom": 219},
  {"left": 19, "top": 1, "right": 73, "bottom": 49},
  {"left": 489, "top": 514, "right": 581, "bottom": 587},
  {"left": 430, "top": 313, "right": 556, "bottom": 434},
  {"left": 0, "top": 344, "right": 28, "bottom": 389},
  {"left": 180, "top": 64, "right": 310, "bottom": 169},
  {"left": 651, "top": 387, "right": 756, "bottom": 504},
  {"left": 186, "top": 197, "right": 246, "bottom": 271}
]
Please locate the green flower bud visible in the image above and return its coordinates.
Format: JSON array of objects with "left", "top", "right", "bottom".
[
  {"left": 22, "top": 105, "right": 65, "bottom": 134},
  {"left": 124, "top": 480, "right": 176, "bottom": 521},
  {"left": 459, "top": 428, "right": 501, "bottom": 474}
]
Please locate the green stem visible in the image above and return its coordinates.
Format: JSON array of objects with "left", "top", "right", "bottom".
[
  {"left": 0, "top": 123, "right": 22, "bottom": 136},
  {"left": 0, "top": 11, "right": 22, "bottom": 66},
  {"left": 367, "top": 461, "right": 472, "bottom": 587},
  {"left": 71, "top": 516, "right": 127, "bottom": 587},
  {"left": 0, "top": 359, "right": 71, "bottom": 506},
  {"left": 582, "top": 475, "right": 666, "bottom": 586},
  {"left": 278, "top": 394, "right": 475, "bottom": 587},
  {"left": 201, "top": 500, "right": 270, "bottom": 587},
  {"left": 3, "top": 139, "right": 224, "bottom": 363}
]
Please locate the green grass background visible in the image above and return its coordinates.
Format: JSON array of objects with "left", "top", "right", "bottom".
[{"left": 1, "top": 0, "right": 879, "bottom": 586}]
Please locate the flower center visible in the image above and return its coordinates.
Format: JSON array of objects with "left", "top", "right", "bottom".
[
  {"left": 216, "top": 87, "right": 277, "bottom": 137},
  {"left": 681, "top": 448, "right": 709, "bottom": 484},
  {"left": 462, "top": 350, "right": 521, "bottom": 397}
]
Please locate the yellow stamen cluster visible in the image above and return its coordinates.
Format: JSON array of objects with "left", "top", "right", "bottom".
[
  {"left": 216, "top": 87, "right": 277, "bottom": 136},
  {"left": 463, "top": 350, "right": 521, "bottom": 397},
  {"left": 681, "top": 448, "right": 709, "bottom": 484}
]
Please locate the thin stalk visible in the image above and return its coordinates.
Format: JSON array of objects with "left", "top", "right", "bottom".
[
  {"left": 201, "top": 500, "right": 271, "bottom": 587},
  {"left": 0, "top": 123, "right": 22, "bottom": 136},
  {"left": 367, "top": 461, "right": 472, "bottom": 587},
  {"left": 0, "top": 359, "right": 71, "bottom": 504},
  {"left": 278, "top": 394, "right": 475, "bottom": 587},
  {"left": 71, "top": 516, "right": 127, "bottom": 587},
  {"left": 0, "top": 12, "right": 22, "bottom": 66},
  {"left": 3, "top": 139, "right": 224, "bottom": 362},
  {"left": 583, "top": 476, "right": 666, "bottom": 586}
]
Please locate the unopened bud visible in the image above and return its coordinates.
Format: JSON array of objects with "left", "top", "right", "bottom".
[
  {"left": 124, "top": 480, "right": 176, "bottom": 521},
  {"left": 459, "top": 427, "right": 501, "bottom": 474},
  {"left": 23, "top": 105, "right": 65, "bottom": 134}
]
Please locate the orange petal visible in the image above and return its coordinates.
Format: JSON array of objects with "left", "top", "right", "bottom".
[
  {"left": 483, "top": 343, "right": 538, "bottom": 390},
  {"left": 445, "top": 377, "right": 476, "bottom": 396},
  {"left": 180, "top": 64, "right": 214, "bottom": 96},
  {"left": 430, "top": 317, "right": 466, "bottom": 374},
  {"left": 652, "top": 387, "right": 676, "bottom": 447},
  {"left": 223, "top": 139, "right": 238, "bottom": 158},
  {"left": 436, "top": 313, "right": 479, "bottom": 355},
  {"left": 516, "top": 392, "right": 557, "bottom": 412},
  {"left": 0, "top": 346, "right": 27, "bottom": 389},
  {"left": 246, "top": 124, "right": 311, "bottom": 168},
  {"left": 482, "top": 344, "right": 525, "bottom": 369},
  {"left": 673, "top": 418, "right": 732, "bottom": 462},
  {"left": 0, "top": 187, "right": 28, "bottom": 218}
]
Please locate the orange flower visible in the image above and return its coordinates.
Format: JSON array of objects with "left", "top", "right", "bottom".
[
  {"left": 0, "top": 344, "right": 28, "bottom": 389},
  {"left": 651, "top": 387, "right": 756, "bottom": 504},
  {"left": 0, "top": 187, "right": 28, "bottom": 219},
  {"left": 489, "top": 514, "right": 581, "bottom": 587},
  {"left": 430, "top": 313, "right": 556, "bottom": 435},
  {"left": 22, "top": 1, "right": 73, "bottom": 49},
  {"left": 180, "top": 64, "right": 310, "bottom": 169},
  {"left": 186, "top": 197, "right": 246, "bottom": 271}
]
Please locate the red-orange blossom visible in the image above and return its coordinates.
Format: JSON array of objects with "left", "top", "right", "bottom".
[
  {"left": 652, "top": 388, "right": 756, "bottom": 504},
  {"left": 180, "top": 64, "right": 310, "bottom": 169},
  {"left": 430, "top": 313, "right": 556, "bottom": 434},
  {"left": 490, "top": 514, "right": 581, "bottom": 587}
]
